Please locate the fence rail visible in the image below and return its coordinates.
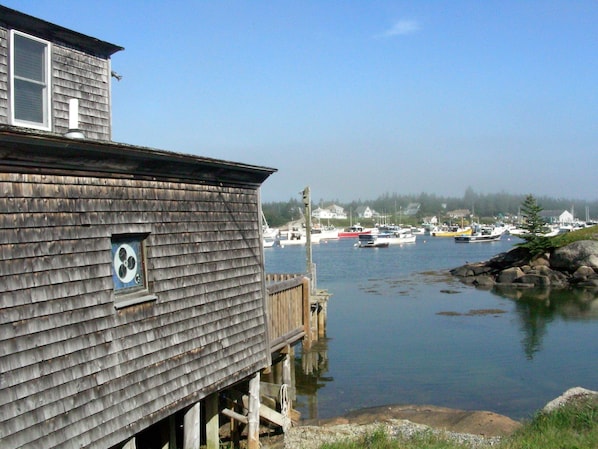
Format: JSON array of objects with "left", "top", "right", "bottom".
[{"left": 265, "top": 274, "right": 311, "bottom": 352}]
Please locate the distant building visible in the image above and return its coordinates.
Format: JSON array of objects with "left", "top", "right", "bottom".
[
  {"left": 328, "top": 203, "right": 347, "bottom": 218},
  {"left": 446, "top": 209, "right": 471, "bottom": 219},
  {"left": 312, "top": 204, "right": 347, "bottom": 220},
  {"left": 403, "top": 203, "right": 421, "bottom": 216},
  {"left": 541, "top": 210, "right": 575, "bottom": 225},
  {"left": 355, "top": 205, "right": 376, "bottom": 219}
]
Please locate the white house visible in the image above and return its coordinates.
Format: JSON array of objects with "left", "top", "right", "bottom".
[
  {"left": 355, "top": 206, "right": 375, "bottom": 219},
  {"left": 559, "top": 210, "right": 574, "bottom": 224},
  {"left": 312, "top": 204, "right": 347, "bottom": 220}
]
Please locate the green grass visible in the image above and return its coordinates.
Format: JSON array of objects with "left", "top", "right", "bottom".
[
  {"left": 316, "top": 397, "right": 598, "bottom": 449},
  {"left": 518, "top": 225, "right": 598, "bottom": 257},
  {"left": 550, "top": 224, "right": 598, "bottom": 248},
  {"left": 318, "top": 427, "right": 466, "bottom": 449},
  {"left": 500, "top": 397, "right": 598, "bottom": 449}
]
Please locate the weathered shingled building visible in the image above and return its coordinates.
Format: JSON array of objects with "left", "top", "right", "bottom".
[{"left": 0, "top": 6, "right": 276, "bottom": 449}]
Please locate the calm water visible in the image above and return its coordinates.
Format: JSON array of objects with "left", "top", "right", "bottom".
[{"left": 264, "top": 236, "right": 598, "bottom": 421}]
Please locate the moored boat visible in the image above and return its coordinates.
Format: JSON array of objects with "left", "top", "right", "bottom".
[
  {"left": 432, "top": 225, "right": 472, "bottom": 237},
  {"left": 356, "top": 234, "right": 389, "bottom": 248},
  {"left": 338, "top": 225, "right": 373, "bottom": 238},
  {"left": 454, "top": 224, "right": 506, "bottom": 243},
  {"left": 311, "top": 225, "right": 340, "bottom": 241},
  {"left": 376, "top": 226, "right": 417, "bottom": 245}
]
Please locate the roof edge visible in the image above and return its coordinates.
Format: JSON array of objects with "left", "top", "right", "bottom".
[
  {"left": 0, "top": 5, "right": 123, "bottom": 57},
  {"left": 0, "top": 126, "right": 277, "bottom": 188}
]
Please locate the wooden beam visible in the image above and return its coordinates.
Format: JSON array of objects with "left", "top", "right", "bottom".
[
  {"left": 259, "top": 404, "right": 291, "bottom": 432},
  {"left": 222, "top": 407, "right": 249, "bottom": 425}
]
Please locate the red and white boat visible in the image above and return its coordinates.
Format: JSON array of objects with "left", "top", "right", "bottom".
[{"left": 338, "top": 225, "right": 373, "bottom": 239}]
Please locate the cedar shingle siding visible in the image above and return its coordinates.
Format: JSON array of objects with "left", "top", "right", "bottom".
[
  {"left": 0, "top": 132, "right": 275, "bottom": 448},
  {"left": 51, "top": 46, "right": 113, "bottom": 140}
]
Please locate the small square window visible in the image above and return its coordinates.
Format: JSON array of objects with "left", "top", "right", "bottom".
[{"left": 111, "top": 234, "right": 156, "bottom": 308}]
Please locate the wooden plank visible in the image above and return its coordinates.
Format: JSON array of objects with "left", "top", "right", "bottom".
[{"left": 222, "top": 407, "right": 248, "bottom": 424}]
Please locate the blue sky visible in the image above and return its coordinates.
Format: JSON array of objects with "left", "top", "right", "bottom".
[{"left": 5, "top": 1, "right": 597, "bottom": 203}]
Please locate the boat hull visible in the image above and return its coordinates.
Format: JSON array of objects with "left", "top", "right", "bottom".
[
  {"left": 454, "top": 234, "right": 502, "bottom": 243},
  {"left": 357, "top": 234, "right": 389, "bottom": 248},
  {"left": 432, "top": 227, "right": 472, "bottom": 237}
]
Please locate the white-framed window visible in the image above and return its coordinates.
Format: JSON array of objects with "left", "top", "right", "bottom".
[
  {"left": 111, "top": 234, "right": 156, "bottom": 309},
  {"left": 10, "top": 30, "right": 51, "bottom": 130}
]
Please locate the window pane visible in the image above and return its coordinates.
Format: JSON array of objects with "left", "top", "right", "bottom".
[
  {"left": 14, "top": 79, "right": 44, "bottom": 123},
  {"left": 14, "top": 34, "right": 45, "bottom": 82}
]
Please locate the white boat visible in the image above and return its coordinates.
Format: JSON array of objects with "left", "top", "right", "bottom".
[
  {"left": 262, "top": 211, "right": 279, "bottom": 247},
  {"left": 311, "top": 226, "right": 339, "bottom": 241},
  {"left": 279, "top": 226, "right": 307, "bottom": 246},
  {"left": 279, "top": 226, "right": 326, "bottom": 246},
  {"left": 376, "top": 226, "right": 417, "bottom": 245},
  {"left": 356, "top": 234, "right": 389, "bottom": 248},
  {"left": 454, "top": 224, "right": 506, "bottom": 243},
  {"left": 263, "top": 235, "right": 277, "bottom": 248}
]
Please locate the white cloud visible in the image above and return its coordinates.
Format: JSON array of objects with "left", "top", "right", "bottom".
[{"left": 383, "top": 19, "right": 420, "bottom": 37}]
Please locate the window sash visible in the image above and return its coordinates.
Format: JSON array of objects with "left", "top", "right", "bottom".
[{"left": 10, "top": 30, "right": 51, "bottom": 129}]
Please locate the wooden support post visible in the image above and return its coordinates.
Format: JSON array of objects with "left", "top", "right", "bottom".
[
  {"left": 311, "top": 304, "right": 319, "bottom": 342},
  {"left": 122, "top": 437, "right": 136, "bottom": 449},
  {"left": 247, "top": 373, "right": 260, "bottom": 449},
  {"left": 169, "top": 415, "right": 177, "bottom": 449},
  {"left": 318, "top": 299, "right": 327, "bottom": 337},
  {"left": 184, "top": 402, "right": 200, "bottom": 449},
  {"left": 160, "top": 416, "right": 176, "bottom": 449},
  {"left": 302, "top": 277, "right": 312, "bottom": 350},
  {"left": 206, "top": 393, "right": 220, "bottom": 449},
  {"left": 282, "top": 350, "right": 292, "bottom": 387}
]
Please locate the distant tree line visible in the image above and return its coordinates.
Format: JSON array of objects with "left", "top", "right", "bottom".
[{"left": 262, "top": 189, "right": 598, "bottom": 227}]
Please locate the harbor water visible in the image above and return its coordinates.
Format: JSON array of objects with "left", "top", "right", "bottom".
[{"left": 264, "top": 235, "right": 598, "bottom": 421}]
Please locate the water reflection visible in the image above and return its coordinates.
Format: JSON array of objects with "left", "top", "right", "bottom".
[
  {"left": 492, "top": 286, "right": 598, "bottom": 359},
  {"left": 294, "top": 338, "right": 332, "bottom": 421}
]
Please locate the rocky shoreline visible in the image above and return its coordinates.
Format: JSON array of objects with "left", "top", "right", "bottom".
[
  {"left": 450, "top": 240, "right": 598, "bottom": 289},
  {"left": 273, "top": 388, "right": 598, "bottom": 449}
]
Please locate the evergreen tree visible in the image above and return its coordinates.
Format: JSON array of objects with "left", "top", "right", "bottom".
[
  {"left": 518, "top": 194, "right": 553, "bottom": 256},
  {"left": 520, "top": 194, "right": 545, "bottom": 237}
]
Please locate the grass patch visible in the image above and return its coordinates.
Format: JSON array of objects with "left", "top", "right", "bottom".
[
  {"left": 319, "top": 427, "right": 465, "bottom": 449},
  {"left": 550, "top": 225, "right": 598, "bottom": 248},
  {"left": 500, "top": 396, "right": 598, "bottom": 449}
]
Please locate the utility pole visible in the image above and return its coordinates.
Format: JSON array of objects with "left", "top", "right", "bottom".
[{"left": 301, "top": 186, "right": 314, "bottom": 294}]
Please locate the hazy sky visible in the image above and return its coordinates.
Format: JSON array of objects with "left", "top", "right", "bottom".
[{"left": 6, "top": 1, "right": 597, "bottom": 203}]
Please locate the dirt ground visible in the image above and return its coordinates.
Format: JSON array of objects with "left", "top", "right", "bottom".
[
  {"left": 258, "top": 404, "right": 522, "bottom": 448},
  {"left": 313, "top": 404, "right": 521, "bottom": 437}
]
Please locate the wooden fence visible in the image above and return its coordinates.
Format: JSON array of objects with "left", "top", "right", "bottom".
[{"left": 265, "top": 274, "right": 311, "bottom": 352}]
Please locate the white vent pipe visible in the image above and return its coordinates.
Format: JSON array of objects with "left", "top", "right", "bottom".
[{"left": 64, "top": 98, "right": 85, "bottom": 139}]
